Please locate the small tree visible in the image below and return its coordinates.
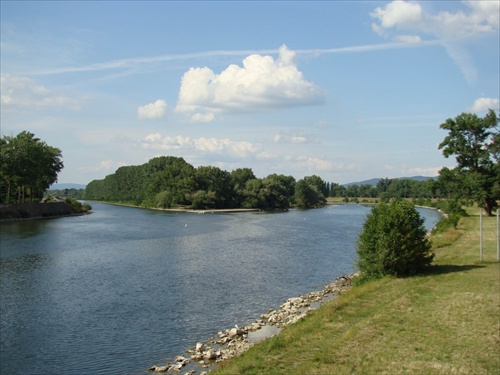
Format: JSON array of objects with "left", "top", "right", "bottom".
[{"left": 356, "top": 200, "right": 433, "bottom": 282}]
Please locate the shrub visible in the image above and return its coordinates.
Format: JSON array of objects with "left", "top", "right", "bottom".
[{"left": 356, "top": 200, "right": 434, "bottom": 283}]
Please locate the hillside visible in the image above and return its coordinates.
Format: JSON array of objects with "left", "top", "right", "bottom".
[
  {"left": 49, "top": 183, "right": 87, "bottom": 190},
  {"left": 344, "top": 175, "right": 437, "bottom": 187}
]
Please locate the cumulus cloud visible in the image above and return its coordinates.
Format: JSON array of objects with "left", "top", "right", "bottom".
[
  {"left": 0, "top": 74, "right": 82, "bottom": 110},
  {"left": 175, "top": 45, "right": 325, "bottom": 122},
  {"left": 370, "top": 1, "right": 500, "bottom": 83},
  {"left": 141, "top": 133, "right": 258, "bottom": 158},
  {"left": 137, "top": 99, "right": 167, "bottom": 119},
  {"left": 371, "top": 0, "right": 423, "bottom": 34},
  {"left": 371, "top": 0, "right": 499, "bottom": 39},
  {"left": 469, "top": 97, "right": 500, "bottom": 113}
]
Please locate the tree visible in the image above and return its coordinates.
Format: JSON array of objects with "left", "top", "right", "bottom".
[
  {"left": 194, "top": 166, "right": 233, "bottom": 208},
  {"left": 1, "top": 131, "right": 63, "bottom": 204},
  {"left": 230, "top": 168, "right": 256, "bottom": 207},
  {"left": 438, "top": 109, "right": 499, "bottom": 215},
  {"left": 356, "top": 200, "right": 433, "bottom": 282},
  {"left": 294, "top": 176, "right": 327, "bottom": 208}
]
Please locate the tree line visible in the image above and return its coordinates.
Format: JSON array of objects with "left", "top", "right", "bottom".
[
  {"left": 3, "top": 109, "right": 497, "bottom": 215},
  {"left": 1, "top": 131, "right": 63, "bottom": 204},
  {"left": 84, "top": 157, "right": 329, "bottom": 209},
  {"left": 326, "top": 178, "right": 436, "bottom": 200},
  {"left": 82, "top": 156, "right": 450, "bottom": 210}
]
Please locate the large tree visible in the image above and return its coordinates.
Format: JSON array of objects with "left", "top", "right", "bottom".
[
  {"left": 1, "top": 131, "right": 63, "bottom": 204},
  {"left": 438, "top": 109, "right": 499, "bottom": 216}
]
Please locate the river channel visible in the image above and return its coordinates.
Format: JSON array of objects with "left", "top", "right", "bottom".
[{"left": 0, "top": 203, "right": 441, "bottom": 374}]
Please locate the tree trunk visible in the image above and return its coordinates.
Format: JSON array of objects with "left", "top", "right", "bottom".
[
  {"left": 483, "top": 200, "right": 494, "bottom": 216},
  {"left": 6, "top": 182, "right": 10, "bottom": 205}
]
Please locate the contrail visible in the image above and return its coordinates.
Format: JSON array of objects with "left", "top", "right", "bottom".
[{"left": 28, "top": 40, "right": 442, "bottom": 76}]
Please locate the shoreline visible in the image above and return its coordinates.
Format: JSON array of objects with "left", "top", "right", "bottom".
[
  {"left": 148, "top": 273, "right": 358, "bottom": 374},
  {"left": 90, "top": 201, "right": 261, "bottom": 214},
  {"left": 0, "top": 201, "right": 91, "bottom": 222}
]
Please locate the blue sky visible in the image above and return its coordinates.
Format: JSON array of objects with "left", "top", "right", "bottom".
[{"left": 1, "top": 1, "right": 499, "bottom": 185}]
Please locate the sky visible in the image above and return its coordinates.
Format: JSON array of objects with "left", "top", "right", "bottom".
[{"left": 1, "top": 1, "right": 499, "bottom": 185}]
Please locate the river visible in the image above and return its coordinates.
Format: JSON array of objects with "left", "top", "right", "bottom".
[{"left": 0, "top": 203, "right": 441, "bottom": 375}]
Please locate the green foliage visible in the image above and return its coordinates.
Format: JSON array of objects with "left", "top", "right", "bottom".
[
  {"left": 154, "top": 190, "right": 174, "bottom": 209},
  {"left": 438, "top": 109, "right": 499, "bottom": 215},
  {"left": 356, "top": 200, "right": 433, "bottom": 282},
  {"left": 432, "top": 214, "right": 461, "bottom": 234},
  {"left": 188, "top": 190, "right": 216, "bottom": 209},
  {"left": 295, "top": 175, "right": 327, "bottom": 208},
  {"left": 64, "top": 197, "right": 92, "bottom": 213},
  {"left": 1, "top": 131, "right": 64, "bottom": 204},
  {"left": 328, "top": 177, "right": 435, "bottom": 200},
  {"left": 84, "top": 157, "right": 300, "bottom": 210},
  {"left": 47, "top": 188, "right": 85, "bottom": 200}
]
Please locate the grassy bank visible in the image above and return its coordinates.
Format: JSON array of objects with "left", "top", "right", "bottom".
[{"left": 215, "top": 209, "right": 500, "bottom": 375}]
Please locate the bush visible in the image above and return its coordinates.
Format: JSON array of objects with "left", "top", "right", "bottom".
[
  {"left": 64, "top": 197, "right": 91, "bottom": 213},
  {"left": 356, "top": 200, "right": 434, "bottom": 283}
]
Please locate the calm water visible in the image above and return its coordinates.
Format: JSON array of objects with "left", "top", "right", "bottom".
[{"left": 0, "top": 203, "right": 441, "bottom": 375}]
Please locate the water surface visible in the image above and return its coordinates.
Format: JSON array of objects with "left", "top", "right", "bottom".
[{"left": 0, "top": 203, "right": 441, "bottom": 374}]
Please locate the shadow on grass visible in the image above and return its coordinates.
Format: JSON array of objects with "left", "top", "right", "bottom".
[{"left": 420, "top": 264, "right": 485, "bottom": 277}]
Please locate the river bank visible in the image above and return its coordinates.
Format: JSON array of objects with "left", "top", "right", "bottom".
[
  {"left": 89, "top": 201, "right": 261, "bottom": 214},
  {"left": 0, "top": 201, "right": 91, "bottom": 222},
  {"left": 213, "top": 209, "right": 500, "bottom": 375},
  {"left": 148, "top": 273, "right": 358, "bottom": 374}
]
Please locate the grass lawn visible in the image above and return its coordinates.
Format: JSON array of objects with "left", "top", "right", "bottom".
[{"left": 215, "top": 209, "right": 500, "bottom": 375}]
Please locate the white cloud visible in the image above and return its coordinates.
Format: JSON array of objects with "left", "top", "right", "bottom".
[
  {"left": 191, "top": 112, "right": 215, "bottom": 123},
  {"left": 273, "top": 130, "right": 314, "bottom": 144},
  {"left": 393, "top": 35, "right": 422, "bottom": 44},
  {"left": 370, "top": 1, "right": 500, "bottom": 83},
  {"left": 469, "top": 97, "right": 500, "bottom": 113},
  {"left": 99, "top": 160, "right": 116, "bottom": 170},
  {"left": 194, "top": 137, "right": 257, "bottom": 157},
  {"left": 80, "top": 160, "right": 126, "bottom": 173},
  {"left": 291, "top": 136, "right": 307, "bottom": 143},
  {"left": 141, "top": 133, "right": 258, "bottom": 158},
  {"left": 294, "top": 156, "right": 352, "bottom": 172},
  {"left": 372, "top": 0, "right": 499, "bottom": 39},
  {"left": 0, "top": 74, "right": 82, "bottom": 110},
  {"left": 402, "top": 166, "right": 440, "bottom": 176},
  {"left": 175, "top": 45, "right": 325, "bottom": 122},
  {"left": 371, "top": 0, "right": 423, "bottom": 33},
  {"left": 138, "top": 99, "right": 167, "bottom": 119}
]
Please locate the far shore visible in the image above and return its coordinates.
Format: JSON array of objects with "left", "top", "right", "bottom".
[{"left": 93, "top": 201, "right": 261, "bottom": 214}]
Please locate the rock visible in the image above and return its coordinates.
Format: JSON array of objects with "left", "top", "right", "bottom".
[
  {"left": 228, "top": 327, "right": 247, "bottom": 337},
  {"left": 148, "top": 365, "right": 168, "bottom": 372},
  {"left": 203, "top": 349, "right": 219, "bottom": 360},
  {"left": 195, "top": 342, "right": 205, "bottom": 352}
]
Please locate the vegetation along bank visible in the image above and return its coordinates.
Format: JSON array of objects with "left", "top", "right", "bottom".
[{"left": 213, "top": 207, "right": 499, "bottom": 374}]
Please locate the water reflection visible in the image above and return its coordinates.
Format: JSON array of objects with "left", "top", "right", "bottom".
[{"left": 0, "top": 203, "right": 440, "bottom": 375}]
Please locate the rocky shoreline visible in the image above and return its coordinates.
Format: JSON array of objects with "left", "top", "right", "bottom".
[{"left": 149, "top": 272, "right": 358, "bottom": 374}]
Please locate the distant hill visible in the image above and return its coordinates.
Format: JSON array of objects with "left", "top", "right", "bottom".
[
  {"left": 344, "top": 176, "right": 437, "bottom": 187},
  {"left": 49, "top": 183, "right": 86, "bottom": 190}
]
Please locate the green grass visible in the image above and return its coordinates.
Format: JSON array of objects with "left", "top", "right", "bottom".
[{"left": 215, "top": 210, "right": 500, "bottom": 375}]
